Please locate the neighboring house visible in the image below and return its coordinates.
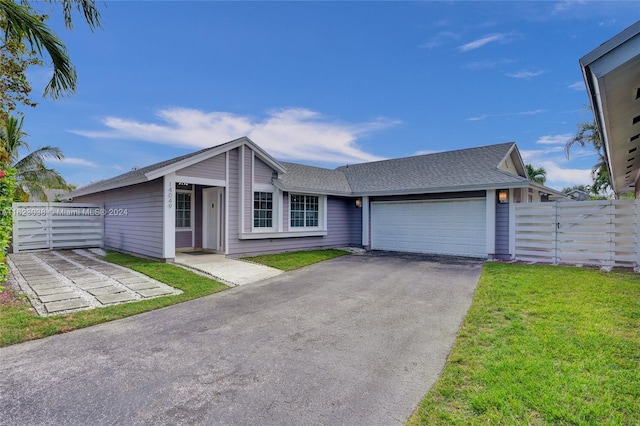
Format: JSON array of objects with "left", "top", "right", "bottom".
[
  {"left": 579, "top": 20, "right": 640, "bottom": 197},
  {"left": 63, "top": 137, "right": 560, "bottom": 261}
]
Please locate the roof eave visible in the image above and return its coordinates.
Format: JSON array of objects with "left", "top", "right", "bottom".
[{"left": 62, "top": 175, "right": 149, "bottom": 200}]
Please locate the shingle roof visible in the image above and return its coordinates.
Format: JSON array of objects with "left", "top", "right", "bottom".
[
  {"left": 277, "top": 162, "right": 352, "bottom": 194},
  {"left": 337, "top": 142, "right": 528, "bottom": 194},
  {"left": 275, "top": 142, "right": 528, "bottom": 195},
  {"left": 67, "top": 140, "right": 529, "bottom": 199}
]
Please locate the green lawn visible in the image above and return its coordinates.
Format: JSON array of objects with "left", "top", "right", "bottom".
[
  {"left": 0, "top": 252, "right": 228, "bottom": 347},
  {"left": 242, "top": 248, "right": 350, "bottom": 271},
  {"left": 408, "top": 262, "right": 640, "bottom": 425}
]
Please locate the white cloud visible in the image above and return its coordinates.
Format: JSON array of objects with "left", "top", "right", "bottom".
[
  {"left": 516, "top": 109, "right": 546, "bottom": 116},
  {"left": 553, "top": 0, "right": 586, "bottom": 14},
  {"left": 73, "top": 107, "right": 400, "bottom": 164},
  {"left": 466, "top": 114, "right": 489, "bottom": 122},
  {"left": 465, "top": 109, "right": 545, "bottom": 122},
  {"left": 419, "top": 31, "right": 460, "bottom": 49},
  {"left": 458, "top": 33, "right": 506, "bottom": 52},
  {"left": 568, "top": 81, "right": 584, "bottom": 91},
  {"left": 507, "top": 69, "right": 545, "bottom": 79},
  {"left": 414, "top": 149, "right": 438, "bottom": 156},
  {"left": 520, "top": 146, "right": 592, "bottom": 190},
  {"left": 47, "top": 157, "right": 98, "bottom": 167},
  {"left": 536, "top": 134, "right": 573, "bottom": 145}
]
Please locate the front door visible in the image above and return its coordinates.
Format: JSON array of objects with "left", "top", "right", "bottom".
[{"left": 203, "top": 188, "right": 224, "bottom": 251}]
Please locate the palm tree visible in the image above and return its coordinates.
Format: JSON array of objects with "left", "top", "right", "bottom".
[
  {"left": 0, "top": 0, "right": 101, "bottom": 100},
  {"left": 526, "top": 163, "right": 547, "bottom": 185},
  {"left": 0, "top": 115, "right": 69, "bottom": 200},
  {"left": 565, "top": 118, "right": 612, "bottom": 196}
]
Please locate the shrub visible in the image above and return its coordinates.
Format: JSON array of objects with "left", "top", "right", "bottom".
[{"left": 0, "top": 167, "right": 16, "bottom": 281}]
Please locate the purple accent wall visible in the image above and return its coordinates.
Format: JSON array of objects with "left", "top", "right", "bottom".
[
  {"left": 176, "top": 154, "right": 225, "bottom": 180},
  {"left": 175, "top": 231, "right": 192, "bottom": 248},
  {"left": 194, "top": 185, "right": 203, "bottom": 248},
  {"left": 254, "top": 157, "right": 274, "bottom": 184}
]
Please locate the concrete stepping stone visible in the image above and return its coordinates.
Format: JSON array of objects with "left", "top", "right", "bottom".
[
  {"left": 33, "top": 286, "right": 73, "bottom": 296},
  {"left": 45, "top": 298, "right": 90, "bottom": 313},
  {"left": 40, "top": 292, "right": 81, "bottom": 303},
  {"left": 75, "top": 281, "right": 112, "bottom": 291},
  {"left": 96, "top": 292, "right": 137, "bottom": 304},
  {"left": 126, "top": 282, "right": 161, "bottom": 291},
  {"left": 88, "top": 286, "right": 123, "bottom": 296},
  {"left": 138, "top": 287, "right": 174, "bottom": 298}
]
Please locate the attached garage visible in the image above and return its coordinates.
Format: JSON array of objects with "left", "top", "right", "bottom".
[{"left": 370, "top": 198, "right": 487, "bottom": 258}]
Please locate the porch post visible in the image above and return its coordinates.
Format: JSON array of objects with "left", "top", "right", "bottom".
[{"left": 163, "top": 173, "right": 176, "bottom": 260}]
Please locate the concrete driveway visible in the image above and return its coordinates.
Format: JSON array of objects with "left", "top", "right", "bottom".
[{"left": 0, "top": 252, "right": 483, "bottom": 425}]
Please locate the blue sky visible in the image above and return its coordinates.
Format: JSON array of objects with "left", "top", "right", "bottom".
[{"left": 20, "top": 1, "right": 640, "bottom": 190}]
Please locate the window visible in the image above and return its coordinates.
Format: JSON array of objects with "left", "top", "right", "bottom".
[
  {"left": 253, "top": 192, "right": 273, "bottom": 228},
  {"left": 175, "top": 192, "right": 192, "bottom": 228},
  {"left": 290, "top": 194, "right": 319, "bottom": 228}
]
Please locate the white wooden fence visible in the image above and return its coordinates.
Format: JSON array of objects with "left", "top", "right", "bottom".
[
  {"left": 514, "top": 200, "right": 639, "bottom": 268},
  {"left": 12, "top": 203, "right": 104, "bottom": 253}
]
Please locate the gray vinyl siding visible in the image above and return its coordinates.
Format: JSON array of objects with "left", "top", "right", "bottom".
[
  {"left": 175, "top": 231, "right": 192, "bottom": 248},
  {"left": 495, "top": 201, "right": 510, "bottom": 259},
  {"left": 282, "top": 192, "right": 289, "bottom": 232},
  {"left": 227, "top": 196, "right": 355, "bottom": 256},
  {"left": 73, "top": 179, "right": 164, "bottom": 259},
  {"left": 254, "top": 157, "right": 274, "bottom": 184},
  {"left": 244, "top": 147, "right": 253, "bottom": 232},
  {"left": 228, "top": 147, "right": 241, "bottom": 247},
  {"left": 349, "top": 201, "right": 363, "bottom": 246},
  {"left": 194, "top": 185, "right": 203, "bottom": 248},
  {"left": 175, "top": 154, "right": 225, "bottom": 180}
]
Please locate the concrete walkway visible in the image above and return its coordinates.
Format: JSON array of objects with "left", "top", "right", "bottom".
[
  {"left": 8, "top": 250, "right": 181, "bottom": 316},
  {"left": 174, "top": 252, "right": 283, "bottom": 286}
]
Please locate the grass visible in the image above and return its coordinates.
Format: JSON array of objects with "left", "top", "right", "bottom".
[
  {"left": 242, "top": 248, "right": 350, "bottom": 271},
  {"left": 408, "top": 262, "right": 640, "bottom": 425},
  {"left": 0, "top": 252, "right": 228, "bottom": 347}
]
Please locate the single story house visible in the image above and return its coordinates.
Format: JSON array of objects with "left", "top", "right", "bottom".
[
  {"left": 579, "top": 20, "right": 640, "bottom": 197},
  {"left": 64, "top": 137, "right": 560, "bottom": 261}
]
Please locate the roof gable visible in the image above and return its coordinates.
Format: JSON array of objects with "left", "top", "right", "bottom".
[{"left": 66, "top": 137, "right": 285, "bottom": 198}]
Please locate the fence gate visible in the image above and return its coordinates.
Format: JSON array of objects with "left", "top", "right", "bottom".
[
  {"left": 12, "top": 203, "right": 104, "bottom": 253},
  {"left": 514, "top": 200, "right": 639, "bottom": 268}
]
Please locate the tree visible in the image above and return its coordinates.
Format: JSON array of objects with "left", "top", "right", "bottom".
[
  {"left": 564, "top": 117, "right": 612, "bottom": 196},
  {"left": 0, "top": 115, "right": 69, "bottom": 201},
  {"left": 0, "top": 0, "right": 101, "bottom": 116},
  {"left": 525, "top": 163, "right": 547, "bottom": 185}
]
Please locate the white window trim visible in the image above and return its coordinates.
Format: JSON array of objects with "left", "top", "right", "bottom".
[
  {"left": 252, "top": 190, "right": 275, "bottom": 232},
  {"left": 175, "top": 189, "right": 194, "bottom": 230},
  {"left": 289, "top": 193, "right": 326, "bottom": 231}
]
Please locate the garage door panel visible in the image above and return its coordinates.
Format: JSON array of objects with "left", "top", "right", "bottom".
[{"left": 371, "top": 199, "right": 486, "bottom": 257}]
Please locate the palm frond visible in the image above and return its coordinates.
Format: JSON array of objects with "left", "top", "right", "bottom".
[
  {"left": 0, "top": 115, "right": 29, "bottom": 164},
  {"left": 13, "top": 145, "right": 64, "bottom": 170},
  {"left": 0, "top": 0, "right": 77, "bottom": 98}
]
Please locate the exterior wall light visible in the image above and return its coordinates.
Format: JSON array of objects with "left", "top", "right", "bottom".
[
  {"left": 355, "top": 198, "right": 362, "bottom": 208},
  {"left": 498, "top": 190, "right": 509, "bottom": 204}
]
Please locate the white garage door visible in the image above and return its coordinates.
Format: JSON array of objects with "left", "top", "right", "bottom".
[{"left": 371, "top": 199, "right": 487, "bottom": 258}]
